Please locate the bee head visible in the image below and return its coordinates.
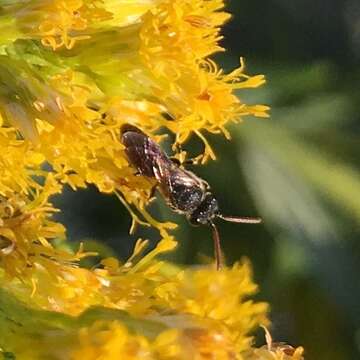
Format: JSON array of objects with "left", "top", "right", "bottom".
[{"left": 188, "top": 192, "right": 219, "bottom": 226}]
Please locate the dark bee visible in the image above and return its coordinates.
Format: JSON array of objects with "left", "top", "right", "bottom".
[{"left": 121, "top": 124, "right": 261, "bottom": 269}]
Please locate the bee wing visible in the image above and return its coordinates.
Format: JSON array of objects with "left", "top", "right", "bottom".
[
  {"left": 122, "top": 129, "right": 171, "bottom": 178},
  {"left": 151, "top": 156, "right": 174, "bottom": 198}
]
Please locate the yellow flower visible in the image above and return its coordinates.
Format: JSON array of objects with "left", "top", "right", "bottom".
[
  {"left": 163, "top": 59, "right": 269, "bottom": 161},
  {"left": 0, "top": 241, "right": 270, "bottom": 359},
  {"left": 153, "top": 261, "right": 269, "bottom": 353},
  {"left": 72, "top": 321, "right": 153, "bottom": 360},
  {"left": 247, "top": 328, "right": 305, "bottom": 360},
  {"left": 0, "top": 1, "right": 304, "bottom": 359},
  {"left": 78, "top": 325, "right": 239, "bottom": 360},
  {"left": 250, "top": 345, "right": 305, "bottom": 360},
  {"left": 140, "top": 0, "right": 231, "bottom": 79},
  {"left": 138, "top": 0, "right": 269, "bottom": 160},
  {"left": 15, "top": 0, "right": 112, "bottom": 50},
  {"left": 0, "top": 127, "right": 73, "bottom": 282}
]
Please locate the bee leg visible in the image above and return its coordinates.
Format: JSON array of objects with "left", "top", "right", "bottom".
[
  {"left": 184, "top": 154, "right": 203, "bottom": 165},
  {"left": 148, "top": 184, "right": 158, "bottom": 201},
  {"left": 170, "top": 157, "right": 181, "bottom": 166}
]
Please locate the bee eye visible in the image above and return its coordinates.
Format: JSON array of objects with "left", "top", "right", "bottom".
[{"left": 188, "top": 214, "right": 200, "bottom": 226}]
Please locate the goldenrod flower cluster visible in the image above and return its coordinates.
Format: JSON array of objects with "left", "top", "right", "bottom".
[{"left": 0, "top": 0, "right": 303, "bottom": 359}]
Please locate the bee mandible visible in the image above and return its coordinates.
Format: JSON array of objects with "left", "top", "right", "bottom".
[{"left": 121, "top": 125, "right": 261, "bottom": 269}]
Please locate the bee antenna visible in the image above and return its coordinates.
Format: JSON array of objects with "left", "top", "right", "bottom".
[
  {"left": 218, "top": 214, "right": 262, "bottom": 224},
  {"left": 210, "top": 221, "right": 222, "bottom": 270}
]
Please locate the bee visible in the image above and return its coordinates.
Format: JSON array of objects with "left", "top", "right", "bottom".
[{"left": 121, "top": 125, "right": 261, "bottom": 269}]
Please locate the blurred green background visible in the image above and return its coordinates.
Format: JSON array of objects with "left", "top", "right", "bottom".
[{"left": 54, "top": 1, "right": 360, "bottom": 359}]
